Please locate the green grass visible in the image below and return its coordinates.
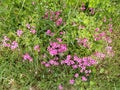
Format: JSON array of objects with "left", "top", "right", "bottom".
[{"left": 0, "top": 0, "right": 120, "bottom": 90}]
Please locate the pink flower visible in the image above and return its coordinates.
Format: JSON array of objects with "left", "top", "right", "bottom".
[
  {"left": 106, "top": 46, "right": 112, "bottom": 52},
  {"left": 50, "top": 33, "right": 54, "bottom": 36},
  {"left": 46, "top": 30, "right": 54, "bottom": 36},
  {"left": 53, "top": 61, "right": 59, "bottom": 66},
  {"left": 56, "top": 38, "right": 62, "bottom": 42},
  {"left": 32, "top": 26, "right": 36, "bottom": 29},
  {"left": 60, "top": 31, "right": 65, "bottom": 35},
  {"left": 72, "top": 65, "right": 78, "bottom": 69},
  {"left": 109, "top": 18, "right": 112, "bottom": 21},
  {"left": 81, "top": 4, "right": 86, "bottom": 11},
  {"left": 109, "top": 24, "right": 112, "bottom": 27},
  {"left": 2, "top": 36, "right": 11, "bottom": 47},
  {"left": 64, "top": 60, "right": 70, "bottom": 65},
  {"left": 49, "top": 49, "right": 58, "bottom": 56},
  {"left": 69, "top": 79, "right": 75, "bottom": 85},
  {"left": 34, "top": 45, "right": 40, "bottom": 52},
  {"left": 32, "top": 2, "right": 35, "bottom": 5},
  {"left": 44, "top": 12, "right": 48, "bottom": 19},
  {"left": 103, "top": 17, "right": 106, "bottom": 22},
  {"left": 89, "top": 8, "right": 95, "bottom": 15},
  {"left": 58, "top": 44, "right": 67, "bottom": 53},
  {"left": 109, "top": 28, "right": 112, "bottom": 33},
  {"left": 105, "top": 37, "right": 112, "bottom": 43},
  {"left": 55, "top": 11, "right": 61, "bottom": 16},
  {"left": 88, "top": 70, "right": 91, "bottom": 73},
  {"left": 74, "top": 73, "right": 79, "bottom": 78},
  {"left": 77, "top": 38, "right": 89, "bottom": 48},
  {"left": 23, "top": 53, "right": 33, "bottom": 61},
  {"left": 49, "top": 60, "right": 55, "bottom": 65},
  {"left": 26, "top": 24, "right": 31, "bottom": 29},
  {"left": 99, "top": 32, "right": 106, "bottom": 37},
  {"left": 45, "top": 63, "right": 50, "bottom": 67},
  {"left": 94, "top": 52, "right": 105, "bottom": 58},
  {"left": 106, "top": 46, "right": 114, "bottom": 56},
  {"left": 46, "top": 30, "right": 51, "bottom": 35},
  {"left": 95, "top": 28, "right": 99, "bottom": 32},
  {"left": 74, "top": 55, "right": 79, "bottom": 61},
  {"left": 54, "top": 57, "right": 59, "bottom": 61},
  {"left": 10, "top": 41, "right": 18, "bottom": 50},
  {"left": 66, "top": 55, "right": 71, "bottom": 60},
  {"left": 17, "top": 30, "right": 23, "bottom": 37},
  {"left": 43, "top": 54, "right": 46, "bottom": 58},
  {"left": 55, "top": 11, "right": 61, "bottom": 19},
  {"left": 80, "top": 69, "right": 84, "bottom": 73},
  {"left": 51, "top": 42, "right": 60, "bottom": 48},
  {"left": 41, "top": 61, "right": 46, "bottom": 64},
  {"left": 78, "top": 25, "right": 85, "bottom": 30},
  {"left": 47, "top": 42, "right": 67, "bottom": 56},
  {"left": 58, "top": 84, "right": 63, "bottom": 90},
  {"left": 3, "top": 42, "right": 11, "bottom": 47},
  {"left": 30, "top": 29, "right": 36, "bottom": 34},
  {"left": 61, "top": 60, "right": 65, "bottom": 65},
  {"left": 82, "top": 76, "right": 87, "bottom": 81},
  {"left": 4, "top": 36, "right": 9, "bottom": 41},
  {"left": 85, "top": 70, "right": 89, "bottom": 74},
  {"left": 50, "top": 11, "right": 54, "bottom": 20},
  {"left": 94, "top": 34, "right": 101, "bottom": 41},
  {"left": 56, "top": 18, "right": 62, "bottom": 26},
  {"left": 86, "top": 74, "right": 90, "bottom": 76}
]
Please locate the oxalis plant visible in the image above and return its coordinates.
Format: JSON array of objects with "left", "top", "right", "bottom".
[{"left": 0, "top": 0, "right": 116, "bottom": 90}]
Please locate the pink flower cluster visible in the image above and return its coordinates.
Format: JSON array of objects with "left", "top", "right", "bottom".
[
  {"left": 81, "top": 76, "right": 87, "bottom": 81},
  {"left": 80, "top": 3, "right": 95, "bottom": 15},
  {"left": 95, "top": 28, "right": 99, "bottom": 32},
  {"left": 61, "top": 55, "right": 94, "bottom": 82},
  {"left": 46, "top": 30, "right": 65, "bottom": 37},
  {"left": 69, "top": 75, "right": 88, "bottom": 85},
  {"left": 108, "top": 24, "right": 113, "bottom": 33},
  {"left": 80, "top": 4, "right": 86, "bottom": 11},
  {"left": 2, "top": 36, "right": 11, "bottom": 47},
  {"left": 103, "top": 17, "right": 106, "bottom": 22},
  {"left": 41, "top": 57, "right": 59, "bottom": 67},
  {"left": 2, "top": 36, "right": 18, "bottom": 50},
  {"left": 103, "top": 17, "right": 112, "bottom": 23},
  {"left": 58, "top": 84, "right": 63, "bottom": 90},
  {"left": 89, "top": 8, "right": 95, "bottom": 15},
  {"left": 34, "top": 45, "right": 40, "bottom": 52},
  {"left": 46, "top": 29, "right": 54, "bottom": 36},
  {"left": 94, "top": 52, "right": 106, "bottom": 59},
  {"left": 105, "top": 46, "right": 114, "bottom": 57},
  {"left": 43, "top": 11, "right": 63, "bottom": 26},
  {"left": 76, "top": 38, "right": 89, "bottom": 48},
  {"left": 47, "top": 41, "right": 67, "bottom": 56},
  {"left": 94, "top": 46, "right": 114, "bottom": 59},
  {"left": 41, "top": 53, "right": 97, "bottom": 84},
  {"left": 94, "top": 32, "right": 106, "bottom": 41},
  {"left": 69, "top": 79, "right": 75, "bottom": 84},
  {"left": 11, "top": 41, "right": 18, "bottom": 50},
  {"left": 26, "top": 24, "right": 36, "bottom": 34},
  {"left": 105, "top": 36, "right": 112, "bottom": 43},
  {"left": 56, "top": 17, "right": 62, "bottom": 26},
  {"left": 61, "top": 55, "right": 97, "bottom": 71},
  {"left": 17, "top": 30, "right": 23, "bottom": 37},
  {"left": 94, "top": 31, "right": 112, "bottom": 43},
  {"left": 22, "top": 45, "right": 40, "bottom": 62},
  {"left": 23, "top": 53, "right": 33, "bottom": 61},
  {"left": 74, "top": 73, "right": 79, "bottom": 78}
]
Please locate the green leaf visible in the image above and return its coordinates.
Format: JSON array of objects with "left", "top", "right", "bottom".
[
  {"left": 100, "top": 68, "right": 104, "bottom": 73},
  {"left": 90, "top": 81, "right": 95, "bottom": 86}
]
